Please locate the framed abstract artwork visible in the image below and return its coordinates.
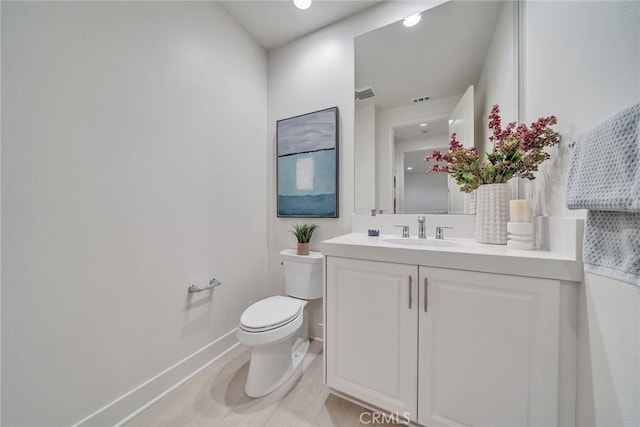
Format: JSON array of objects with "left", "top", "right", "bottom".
[{"left": 277, "top": 106, "right": 339, "bottom": 218}]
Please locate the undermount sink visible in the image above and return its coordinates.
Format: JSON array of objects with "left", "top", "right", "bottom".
[{"left": 383, "top": 238, "right": 461, "bottom": 247}]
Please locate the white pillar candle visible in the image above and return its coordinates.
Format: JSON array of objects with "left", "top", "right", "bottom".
[{"left": 509, "top": 199, "right": 532, "bottom": 223}]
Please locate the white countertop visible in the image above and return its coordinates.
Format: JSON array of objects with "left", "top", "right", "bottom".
[{"left": 321, "top": 233, "right": 583, "bottom": 282}]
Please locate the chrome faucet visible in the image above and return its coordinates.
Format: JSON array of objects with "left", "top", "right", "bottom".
[
  {"left": 417, "top": 216, "right": 426, "bottom": 239},
  {"left": 395, "top": 225, "right": 410, "bottom": 238},
  {"left": 435, "top": 226, "right": 453, "bottom": 240}
]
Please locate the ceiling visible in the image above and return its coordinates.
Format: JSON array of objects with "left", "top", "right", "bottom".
[
  {"left": 355, "top": 0, "right": 503, "bottom": 110},
  {"left": 219, "top": 0, "right": 383, "bottom": 50},
  {"left": 219, "top": 0, "right": 504, "bottom": 122},
  {"left": 394, "top": 118, "right": 449, "bottom": 142}
]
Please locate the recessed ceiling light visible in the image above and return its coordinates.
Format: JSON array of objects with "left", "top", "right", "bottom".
[
  {"left": 420, "top": 123, "right": 428, "bottom": 127},
  {"left": 403, "top": 13, "right": 421, "bottom": 27},
  {"left": 294, "top": 0, "right": 312, "bottom": 10},
  {"left": 407, "top": 167, "right": 413, "bottom": 171}
]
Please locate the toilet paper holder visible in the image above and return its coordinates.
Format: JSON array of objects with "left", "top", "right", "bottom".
[{"left": 188, "top": 278, "right": 222, "bottom": 293}]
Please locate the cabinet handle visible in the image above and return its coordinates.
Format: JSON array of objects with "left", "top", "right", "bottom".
[
  {"left": 424, "top": 277, "right": 428, "bottom": 312},
  {"left": 408, "top": 276, "right": 413, "bottom": 309}
]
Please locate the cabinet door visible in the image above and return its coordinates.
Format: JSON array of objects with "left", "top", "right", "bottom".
[
  {"left": 326, "top": 257, "right": 418, "bottom": 419},
  {"left": 418, "top": 266, "right": 561, "bottom": 427}
]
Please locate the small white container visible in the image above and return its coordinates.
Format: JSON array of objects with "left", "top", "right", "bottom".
[{"left": 507, "top": 222, "right": 534, "bottom": 250}]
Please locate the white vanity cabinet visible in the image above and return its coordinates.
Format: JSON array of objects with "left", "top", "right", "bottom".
[
  {"left": 325, "top": 255, "right": 571, "bottom": 427},
  {"left": 325, "top": 256, "right": 418, "bottom": 419},
  {"left": 418, "top": 266, "right": 561, "bottom": 427}
]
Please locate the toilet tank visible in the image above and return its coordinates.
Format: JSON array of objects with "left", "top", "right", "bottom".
[{"left": 280, "top": 249, "right": 323, "bottom": 300}]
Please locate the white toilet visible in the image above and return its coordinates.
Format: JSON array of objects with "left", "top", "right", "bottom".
[{"left": 237, "top": 249, "right": 323, "bottom": 398}]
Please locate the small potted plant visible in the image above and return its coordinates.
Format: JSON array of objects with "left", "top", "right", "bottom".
[{"left": 290, "top": 223, "right": 318, "bottom": 255}]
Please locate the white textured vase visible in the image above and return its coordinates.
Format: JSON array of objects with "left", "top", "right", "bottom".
[{"left": 475, "top": 183, "right": 510, "bottom": 244}]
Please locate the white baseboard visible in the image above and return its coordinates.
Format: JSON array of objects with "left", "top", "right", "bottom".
[{"left": 73, "top": 328, "right": 239, "bottom": 427}]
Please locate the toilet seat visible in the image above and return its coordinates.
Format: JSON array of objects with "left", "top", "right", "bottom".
[{"left": 240, "top": 296, "right": 303, "bottom": 332}]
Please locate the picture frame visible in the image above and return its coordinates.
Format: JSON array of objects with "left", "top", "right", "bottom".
[{"left": 277, "top": 106, "right": 339, "bottom": 218}]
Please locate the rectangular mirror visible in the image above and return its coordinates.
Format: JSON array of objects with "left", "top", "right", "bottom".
[{"left": 354, "top": 0, "right": 519, "bottom": 214}]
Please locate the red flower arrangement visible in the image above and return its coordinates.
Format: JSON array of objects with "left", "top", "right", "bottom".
[{"left": 426, "top": 105, "right": 560, "bottom": 193}]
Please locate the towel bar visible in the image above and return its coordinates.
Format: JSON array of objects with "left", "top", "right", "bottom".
[{"left": 188, "top": 278, "right": 222, "bottom": 293}]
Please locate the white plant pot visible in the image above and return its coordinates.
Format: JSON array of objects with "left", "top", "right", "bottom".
[{"left": 475, "top": 183, "right": 510, "bottom": 244}]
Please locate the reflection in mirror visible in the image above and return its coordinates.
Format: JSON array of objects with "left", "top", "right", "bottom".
[
  {"left": 394, "top": 119, "right": 448, "bottom": 214},
  {"left": 354, "top": 0, "right": 519, "bottom": 214}
]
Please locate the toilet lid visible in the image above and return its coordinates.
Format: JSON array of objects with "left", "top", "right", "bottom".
[{"left": 240, "top": 296, "right": 303, "bottom": 332}]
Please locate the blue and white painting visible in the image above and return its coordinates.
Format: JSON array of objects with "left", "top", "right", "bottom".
[{"left": 277, "top": 107, "right": 339, "bottom": 217}]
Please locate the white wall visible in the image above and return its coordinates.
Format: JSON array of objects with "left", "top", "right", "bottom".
[
  {"left": 1, "top": 2, "right": 267, "bottom": 425},
  {"left": 474, "top": 0, "right": 517, "bottom": 158},
  {"left": 355, "top": 104, "right": 377, "bottom": 214},
  {"left": 523, "top": 2, "right": 640, "bottom": 425},
  {"left": 403, "top": 172, "right": 448, "bottom": 214},
  {"left": 524, "top": 1, "right": 639, "bottom": 219},
  {"left": 0, "top": 3, "right": 3, "bottom": 422},
  {"left": 267, "top": 1, "right": 439, "bottom": 339}
]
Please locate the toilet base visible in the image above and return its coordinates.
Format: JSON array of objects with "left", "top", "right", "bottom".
[
  {"left": 238, "top": 296, "right": 315, "bottom": 398},
  {"left": 245, "top": 335, "right": 309, "bottom": 398}
]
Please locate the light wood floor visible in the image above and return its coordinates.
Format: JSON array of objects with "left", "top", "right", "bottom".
[{"left": 126, "top": 340, "right": 400, "bottom": 427}]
